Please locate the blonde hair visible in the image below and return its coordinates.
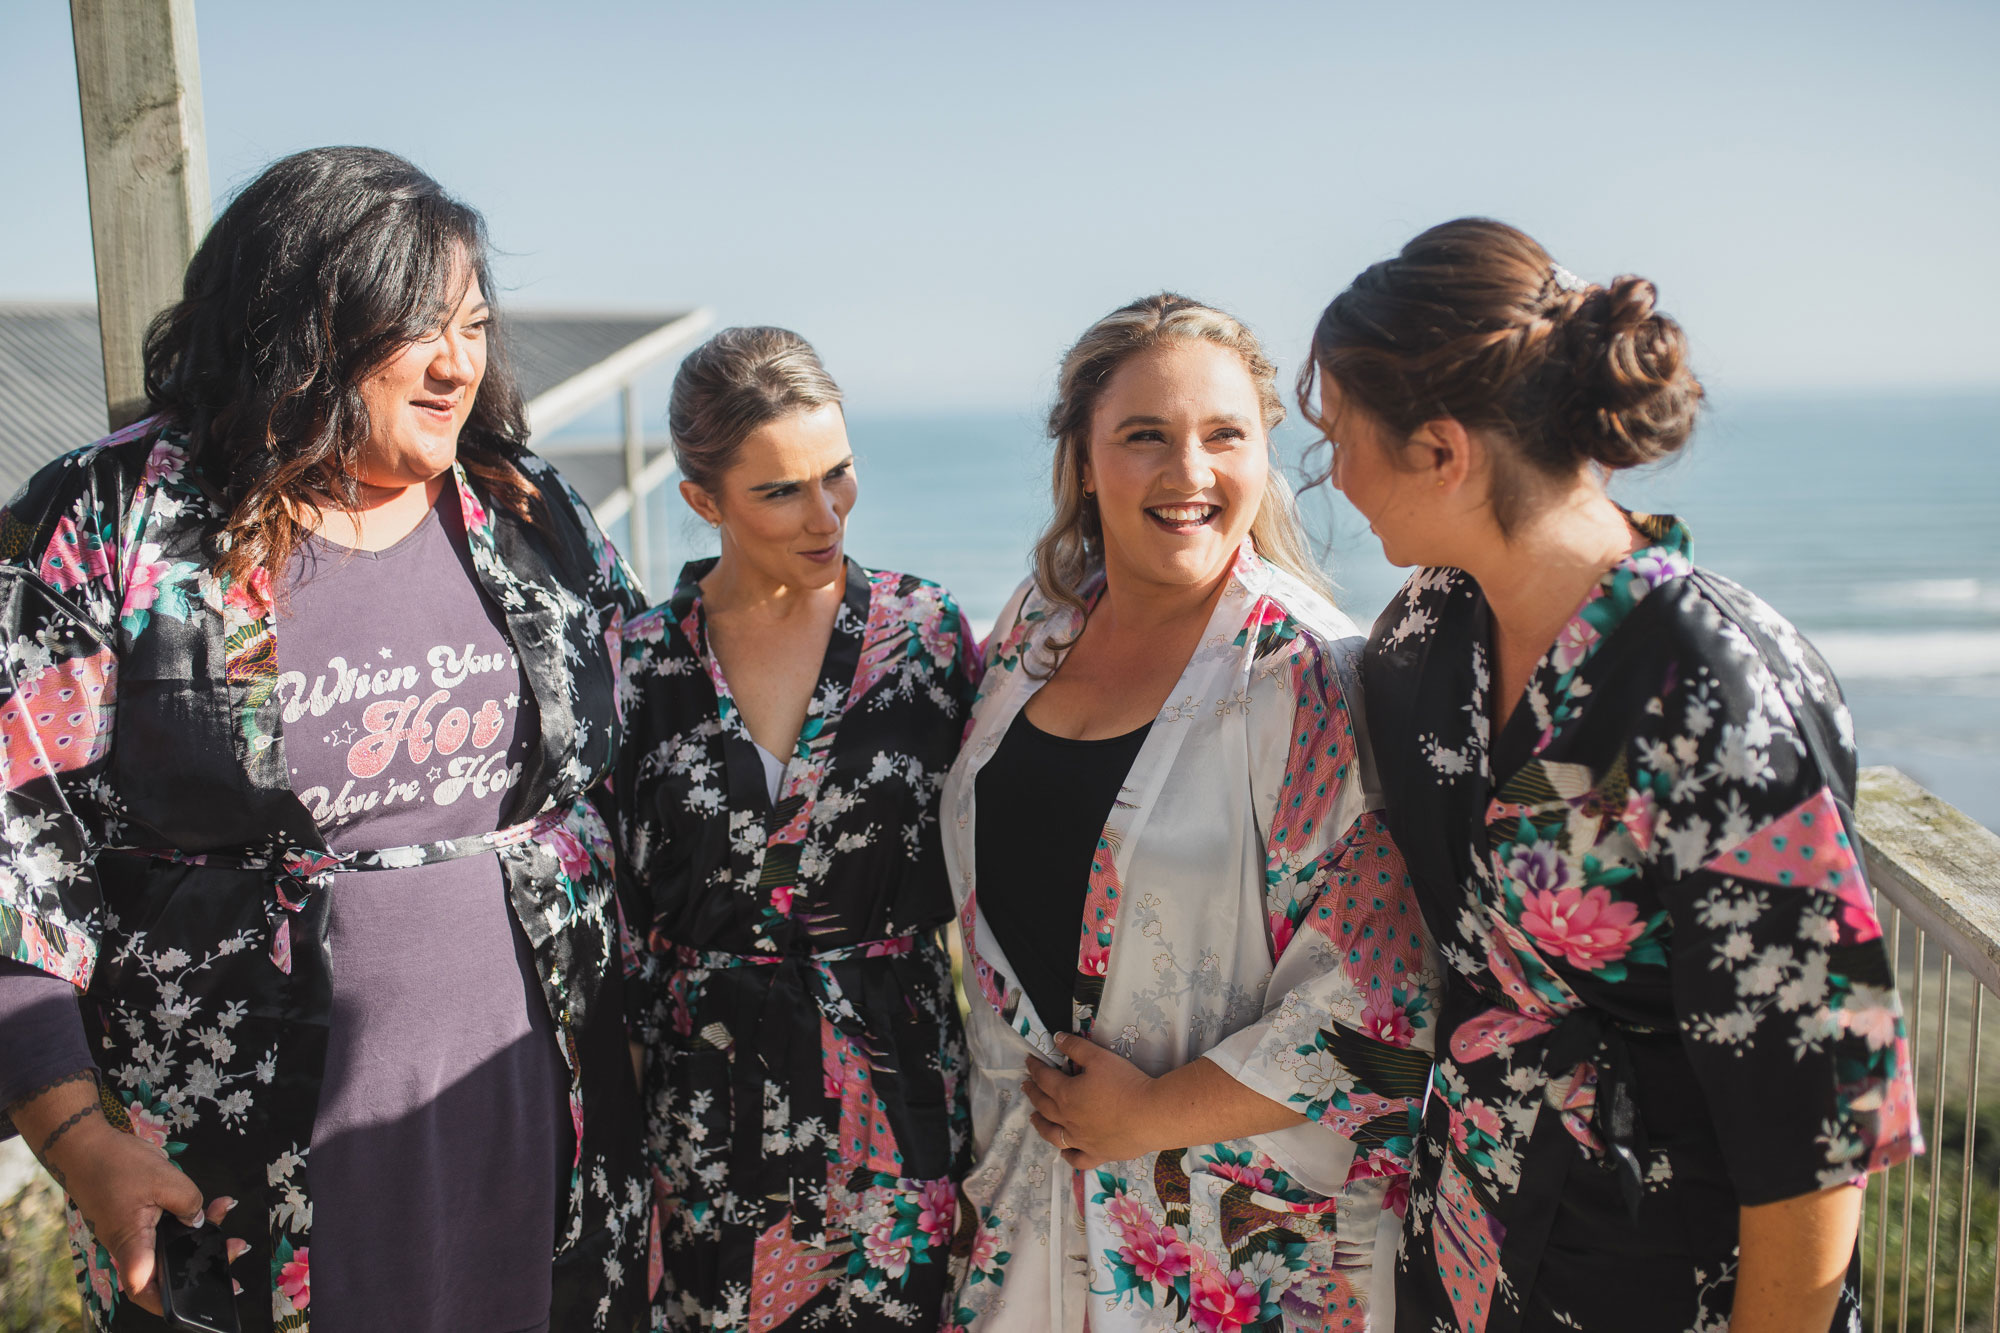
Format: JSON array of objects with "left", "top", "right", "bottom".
[{"left": 1032, "top": 293, "right": 1328, "bottom": 657}]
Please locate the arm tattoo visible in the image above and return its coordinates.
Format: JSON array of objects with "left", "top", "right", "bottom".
[
  {"left": 36, "top": 1102, "right": 102, "bottom": 1187},
  {"left": 9, "top": 1067, "right": 96, "bottom": 1113}
]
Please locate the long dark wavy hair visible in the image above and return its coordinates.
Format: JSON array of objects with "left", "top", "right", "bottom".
[{"left": 142, "top": 146, "right": 539, "bottom": 594}]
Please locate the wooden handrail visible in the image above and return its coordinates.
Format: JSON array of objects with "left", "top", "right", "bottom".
[{"left": 1856, "top": 765, "right": 2000, "bottom": 995}]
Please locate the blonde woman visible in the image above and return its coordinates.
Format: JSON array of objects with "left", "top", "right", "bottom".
[{"left": 941, "top": 295, "right": 1440, "bottom": 1331}]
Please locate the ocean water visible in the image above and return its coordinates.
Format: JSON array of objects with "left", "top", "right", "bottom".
[{"left": 620, "top": 391, "right": 2000, "bottom": 829}]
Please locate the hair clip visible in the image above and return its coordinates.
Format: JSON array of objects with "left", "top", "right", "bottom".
[{"left": 1548, "top": 263, "right": 1588, "bottom": 294}]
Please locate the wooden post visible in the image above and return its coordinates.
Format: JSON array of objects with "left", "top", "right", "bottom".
[
  {"left": 623, "top": 383, "right": 651, "bottom": 591},
  {"left": 70, "top": 0, "right": 210, "bottom": 429}
]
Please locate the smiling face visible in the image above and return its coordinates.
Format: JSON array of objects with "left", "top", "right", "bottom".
[
  {"left": 354, "top": 268, "right": 490, "bottom": 490},
  {"left": 1083, "top": 339, "right": 1270, "bottom": 597},
  {"left": 681, "top": 403, "right": 858, "bottom": 592}
]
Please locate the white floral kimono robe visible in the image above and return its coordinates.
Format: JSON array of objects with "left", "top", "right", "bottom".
[{"left": 940, "top": 544, "right": 1441, "bottom": 1333}]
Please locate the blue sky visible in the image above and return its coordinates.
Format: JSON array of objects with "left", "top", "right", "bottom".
[{"left": 5, "top": 1, "right": 1994, "bottom": 410}]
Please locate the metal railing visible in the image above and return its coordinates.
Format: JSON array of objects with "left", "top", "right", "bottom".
[
  {"left": 523, "top": 307, "right": 715, "bottom": 591},
  {"left": 1857, "top": 766, "right": 2000, "bottom": 1333}
]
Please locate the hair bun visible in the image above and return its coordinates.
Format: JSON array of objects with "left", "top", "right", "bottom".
[{"left": 1554, "top": 275, "right": 1704, "bottom": 469}]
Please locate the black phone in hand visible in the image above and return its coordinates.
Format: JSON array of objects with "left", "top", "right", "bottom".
[{"left": 155, "top": 1217, "right": 240, "bottom": 1333}]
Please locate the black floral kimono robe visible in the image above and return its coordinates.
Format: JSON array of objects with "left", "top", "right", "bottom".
[
  {"left": 615, "top": 557, "right": 976, "bottom": 1332},
  {"left": 1363, "top": 513, "right": 1921, "bottom": 1333},
  {"left": 0, "top": 417, "right": 650, "bottom": 1332}
]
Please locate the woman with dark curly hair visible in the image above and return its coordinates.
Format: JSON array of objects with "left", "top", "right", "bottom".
[
  {"left": 0, "top": 146, "right": 648, "bottom": 1332},
  {"left": 1304, "top": 218, "right": 1921, "bottom": 1333}
]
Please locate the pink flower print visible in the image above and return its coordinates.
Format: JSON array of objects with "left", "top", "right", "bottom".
[
  {"left": 917, "top": 1178, "right": 957, "bottom": 1247},
  {"left": 457, "top": 483, "right": 491, "bottom": 535},
  {"left": 1103, "top": 1189, "right": 1150, "bottom": 1240},
  {"left": 1208, "top": 1159, "right": 1278, "bottom": 1194},
  {"left": 543, "top": 824, "right": 593, "bottom": 882},
  {"left": 1382, "top": 1172, "right": 1410, "bottom": 1217},
  {"left": 141, "top": 441, "right": 189, "bottom": 485},
  {"left": 1549, "top": 616, "right": 1601, "bottom": 672},
  {"left": 1268, "top": 912, "right": 1296, "bottom": 958},
  {"left": 1619, "top": 787, "right": 1659, "bottom": 853},
  {"left": 1247, "top": 596, "right": 1289, "bottom": 629},
  {"left": 278, "top": 1249, "right": 310, "bottom": 1309},
  {"left": 222, "top": 565, "right": 273, "bottom": 619},
  {"left": 67, "top": 1207, "right": 116, "bottom": 1309},
  {"left": 1503, "top": 840, "right": 1571, "bottom": 898},
  {"left": 127, "top": 1101, "right": 171, "bottom": 1149},
  {"left": 1463, "top": 1099, "right": 1504, "bottom": 1140},
  {"left": 1519, "top": 885, "right": 1645, "bottom": 971},
  {"left": 122, "top": 544, "right": 173, "bottom": 614},
  {"left": 770, "top": 883, "right": 795, "bottom": 917},
  {"left": 969, "top": 1219, "right": 1003, "bottom": 1274},
  {"left": 862, "top": 1216, "right": 912, "bottom": 1280},
  {"left": 1080, "top": 935, "right": 1111, "bottom": 978},
  {"left": 1121, "top": 1229, "right": 1194, "bottom": 1286},
  {"left": 1189, "top": 1261, "right": 1264, "bottom": 1333},
  {"left": 1359, "top": 989, "right": 1416, "bottom": 1047}
]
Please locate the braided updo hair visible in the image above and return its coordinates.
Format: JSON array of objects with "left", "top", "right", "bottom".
[{"left": 1299, "top": 217, "right": 1704, "bottom": 531}]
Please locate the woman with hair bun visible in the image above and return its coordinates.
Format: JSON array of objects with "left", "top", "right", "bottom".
[
  {"left": 1304, "top": 218, "right": 1920, "bottom": 1333},
  {"left": 943, "top": 295, "right": 1439, "bottom": 1331},
  {"left": 615, "top": 328, "right": 975, "bottom": 1330}
]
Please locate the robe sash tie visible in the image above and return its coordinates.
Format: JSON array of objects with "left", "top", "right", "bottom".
[
  {"left": 112, "top": 805, "right": 571, "bottom": 886},
  {"left": 662, "top": 934, "right": 934, "bottom": 1225},
  {"left": 1484, "top": 1003, "right": 1656, "bottom": 1333}
]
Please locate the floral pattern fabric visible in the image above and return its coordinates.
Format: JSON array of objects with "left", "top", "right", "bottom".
[
  {"left": 1361, "top": 512, "right": 1922, "bottom": 1333},
  {"left": 940, "top": 543, "right": 1442, "bottom": 1333},
  {"left": 615, "top": 557, "right": 977, "bottom": 1331},
  {"left": 0, "top": 418, "right": 651, "bottom": 1332}
]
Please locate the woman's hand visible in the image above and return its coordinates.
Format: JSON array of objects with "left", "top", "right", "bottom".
[
  {"left": 1022, "top": 1032, "right": 1161, "bottom": 1171},
  {"left": 1024, "top": 1032, "right": 1309, "bottom": 1173},
  {"left": 13, "top": 1078, "right": 231, "bottom": 1316}
]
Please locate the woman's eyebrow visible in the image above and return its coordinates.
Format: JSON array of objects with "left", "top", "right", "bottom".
[
  {"left": 1112, "top": 413, "right": 1252, "bottom": 430},
  {"left": 747, "top": 455, "right": 854, "bottom": 493}
]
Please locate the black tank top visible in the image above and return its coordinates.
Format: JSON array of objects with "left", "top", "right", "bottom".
[{"left": 974, "top": 709, "right": 1150, "bottom": 1032}]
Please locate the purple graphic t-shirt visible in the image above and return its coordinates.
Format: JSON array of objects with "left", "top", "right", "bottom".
[{"left": 273, "top": 496, "right": 566, "bottom": 1333}]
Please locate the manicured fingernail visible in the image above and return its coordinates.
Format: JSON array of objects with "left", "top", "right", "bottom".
[{"left": 226, "top": 1239, "right": 250, "bottom": 1263}]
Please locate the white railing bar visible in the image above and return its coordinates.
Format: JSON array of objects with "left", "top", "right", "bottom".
[
  {"left": 1955, "top": 985, "right": 1980, "bottom": 1333},
  {"left": 1901, "top": 927, "right": 1926, "bottom": 1333},
  {"left": 1874, "top": 896, "right": 1901, "bottom": 1333},
  {"left": 592, "top": 449, "right": 680, "bottom": 529},
  {"left": 523, "top": 434, "right": 666, "bottom": 458},
  {"left": 1924, "top": 955, "right": 1950, "bottom": 1333},
  {"left": 523, "top": 307, "right": 716, "bottom": 439},
  {"left": 1857, "top": 768, "right": 2000, "bottom": 998}
]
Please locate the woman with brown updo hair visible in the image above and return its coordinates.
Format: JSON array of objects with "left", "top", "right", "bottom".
[
  {"left": 1304, "top": 218, "right": 1921, "bottom": 1333},
  {"left": 614, "top": 327, "right": 975, "bottom": 1330}
]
